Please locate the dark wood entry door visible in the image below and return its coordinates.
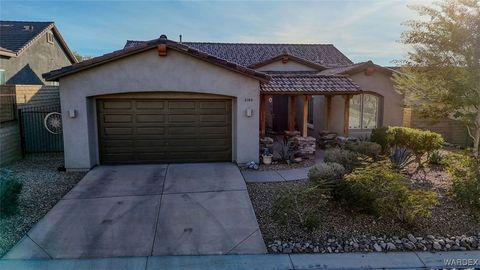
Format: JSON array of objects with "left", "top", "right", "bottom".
[
  {"left": 272, "top": 95, "right": 288, "bottom": 132},
  {"left": 97, "top": 98, "right": 232, "bottom": 164}
]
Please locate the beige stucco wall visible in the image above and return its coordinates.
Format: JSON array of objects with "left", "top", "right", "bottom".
[
  {"left": 256, "top": 59, "right": 318, "bottom": 72},
  {"left": 59, "top": 49, "right": 260, "bottom": 170},
  {"left": 308, "top": 71, "right": 404, "bottom": 137}
]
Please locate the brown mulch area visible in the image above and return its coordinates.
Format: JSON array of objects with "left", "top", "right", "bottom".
[{"left": 248, "top": 157, "right": 480, "bottom": 244}]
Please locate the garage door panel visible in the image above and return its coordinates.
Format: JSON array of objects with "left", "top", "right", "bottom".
[
  {"left": 166, "top": 126, "right": 196, "bottom": 135},
  {"left": 133, "top": 146, "right": 169, "bottom": 153},
  {"left": 103, "top": 114, "right": 133, "bottom": 123},
  {"left": 102, "top": 140, "right": 134, "bottom": 147},
  {"left": 103, "top": 127, "right": 134, "bottom": 135},
  {"left": 168, "top": 101, "right": 196, "bottom": 109},
  {"left": 136, "top": 114, "right": 166, "bottom": 123},
  {"left": 97, "top": 98, "right": 232, "bottom": 164},
  {"left": 168, "top": 115, "right": 197, "bottom": 123},
  {"left": 136, "top": 140, "right": 167, "bottom": 147},
  {"left": 199, "top": 101, "right": 227, "bottom": 109},
  {"left": 136, "top": 127, "right": 166, "bottom": 135},
  {"left": 135, "top": 101, "right": 165, "bottom": 109},
  {"left": 102, "top": 101, "right": 132, "bottom": 110}
]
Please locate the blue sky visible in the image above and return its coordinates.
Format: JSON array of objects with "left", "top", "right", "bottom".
[{"left": 1, "top": 0, "right": 430, "bottom": 66}]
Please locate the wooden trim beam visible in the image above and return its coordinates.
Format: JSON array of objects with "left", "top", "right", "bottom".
[
  {"left": 302, "top": 95, "right": 309, "bottom": 137},
  {"left": 343, "top": 95, "right": 350, "bottom": 137},
  {"left": 325, "top": 95, "right": 332, "bottom": 131},
  {"left": 288, "top": 95, "right": 296, "bottom": 131},
  {"left": 260, "top": 95, "right": 266, "bottom": 137}
]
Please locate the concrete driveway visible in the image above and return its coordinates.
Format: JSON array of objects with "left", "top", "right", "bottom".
[{"left": 4, "top": 163, "right": 266, "bottom": 259}]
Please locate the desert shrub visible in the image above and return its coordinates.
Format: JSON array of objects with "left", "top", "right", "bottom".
[
  {"left": 390, "top": 146, "right": 415, "bottom": 170},
  {"left": 308, "top": 162, "right": 345, "bottom": 191},
  {"left": 447, "top": 152, "right": 480, "bottom": 209},
  {"left": 428, "top": 150, "right": 444, "bottom": 165},
  {"left": 280, "top": 140, "right": 296, "bottom": 163},
  {"left": 335, "top": 160, "right": 438, "bottom": 223},
  {"left": 371, "top": 127, "right": 444, "bottom": 171},
  {"left": 272, "top": 184, "right": 327, "bottom": 230},
  {"left": 324, "top": 148, "right": 364, "bottom": 172},
  {"left": 0, "top": 169, "right": 23, "bottom": 218},
  {"left": 344, "top": 141, "right": 382, "bottom": 159}
]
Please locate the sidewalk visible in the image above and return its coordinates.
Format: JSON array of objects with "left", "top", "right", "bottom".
[
  {"left": 242, "top": 150, "right": 325, "bottom": 183},
  {"left": 1, "top": 250, "right": 479, "bottom": 270}
]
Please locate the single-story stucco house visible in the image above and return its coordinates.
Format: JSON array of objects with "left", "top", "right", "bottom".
[{"left": 43, "top": 35, "right": 402, "bottom": 170}]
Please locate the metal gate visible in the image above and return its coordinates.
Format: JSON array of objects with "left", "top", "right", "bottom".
[{"left": 18, "top": 105, "right": 63, "bottom": 154}]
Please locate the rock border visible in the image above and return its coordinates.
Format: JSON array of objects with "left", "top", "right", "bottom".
[{"left": 268, "top": 234, "right": 480, "bottom": 254}]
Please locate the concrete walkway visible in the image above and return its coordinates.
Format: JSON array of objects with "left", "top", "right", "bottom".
[
  {"left": 1, "top": 251, "right": 479, "bottom": 270},
  {"left": 4, "top": 163, "right": 266, "bottom": 259},
  {"left": 242, "top": 150, "right": 325, "bottom": 183},
  {"left": 242, "top": 167, "right": 311, "bottom": 183}
]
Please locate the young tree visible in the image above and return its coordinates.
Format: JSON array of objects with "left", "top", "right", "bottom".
[{"left": 394, "top": 0, "right": 480, "bottom": 157}]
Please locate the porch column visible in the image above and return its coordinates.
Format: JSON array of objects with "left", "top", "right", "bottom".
[
  {"left": 288, "top": 95, "right": 296, "bottom": 131},
  {"left": 325, "top": 95, "right": 332, "bottom": 131},
  {"left": 343, "top": 95, "right": 350, "bottom": 137},
  {"left": 302, "top": 95, "right": 309, "bottom": 137},
  {"left": 260, "top": 94, "right": 266, "bottom": 137}
]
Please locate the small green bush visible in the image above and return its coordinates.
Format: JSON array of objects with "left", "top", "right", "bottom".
[
  {"left": 344, "top": 141, "right": 382, "bottom": 159},
  {"left": 447, "top": 152, "right": 480, "bottom": 209},
  {"left": 0, "top": 170, "right": 23, "bottom": 218},
  {"left": 272, "top": 184, "right": 327, "bottom": 231},
  {"left": 324, "top": 148, "right": 364, "bottom": 172},
  {"left": 370, "top": 127, "right": 392, "bottom": 152},
  {"left": 308, "top": 162, "right": 345, "bottom": 192},
  {"left": 335, "top": 160, "right": 438, "bottom": 223}
]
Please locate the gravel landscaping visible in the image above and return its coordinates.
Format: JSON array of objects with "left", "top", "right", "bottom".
[
  {"left": 247, "top": 162, "right": 480, "bottom": 254},
  {"left": 0, "top": 154, "right": 85, "bottom": 257}
]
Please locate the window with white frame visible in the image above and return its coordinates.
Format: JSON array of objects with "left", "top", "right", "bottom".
[
  {"left": 46, "top": 32, "right": 54, "bottom": 44},
  {"left": 349, "top": 94, "right": 380, "bottom": 129}
]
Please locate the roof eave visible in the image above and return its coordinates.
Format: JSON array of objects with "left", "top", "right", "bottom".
[
  {"left": 44, "top": 40, "right": 271, "bottom": 82},
  {"left": 0, "top": 50, "right": 16, "bottom": 58},
  {"left": 260, "top": 90, "right": 362, "bottom": 95},
  {"left": 51, "top": 25, "right": 78, "bottom": 64}
]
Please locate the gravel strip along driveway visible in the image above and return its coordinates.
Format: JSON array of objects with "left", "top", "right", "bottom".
[{"left": 0, "top": 154, "right": 85, "bottom": 257}]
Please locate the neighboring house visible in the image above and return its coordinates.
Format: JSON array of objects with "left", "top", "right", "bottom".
[
  {"left": 0, "top": 21, "right": 77, "bottom": 86},
  {"left": 43, "top": 35, "right": 403, "bottom": 170},
  {"left": 0, "top": 21, "right": 77, "bottom": 166}
]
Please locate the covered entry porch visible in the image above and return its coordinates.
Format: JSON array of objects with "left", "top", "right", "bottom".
[{"left": 259, "top": 74, "right": 362, "bottom": 139}]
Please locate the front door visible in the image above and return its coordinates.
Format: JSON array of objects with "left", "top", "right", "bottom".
[{"left": 272, "top": 95, "right": 288, "bottom": 132}]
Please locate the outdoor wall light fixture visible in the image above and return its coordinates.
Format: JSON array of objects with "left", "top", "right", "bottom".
[
  {"left": 68, "top": 109, "right": 76, "bottom": 118},
  {"left": 245, "top": 108, "right": 253, "bottom": 117}
]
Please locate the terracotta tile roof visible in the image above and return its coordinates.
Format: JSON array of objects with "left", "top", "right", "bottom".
[
  {"left": 125, "top": 40, "right": 353, "bottom": 68},
  {"left": 44, "top": 35, "right": 270, "bottom": 82},
  {"left": 318, "top": 61, "right": 396, "bottom": 76},
  {"left": 260, "top": 74, "right": 361, "bottom": 94}
]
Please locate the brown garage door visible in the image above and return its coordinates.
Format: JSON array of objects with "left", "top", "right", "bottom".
[{"left": 97, "top": 98, "right": 232, "bottom": 164}]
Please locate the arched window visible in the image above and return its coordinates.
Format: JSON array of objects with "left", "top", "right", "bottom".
[{"left": 349, "top": 93, "right": 380, "bottom": 129}]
